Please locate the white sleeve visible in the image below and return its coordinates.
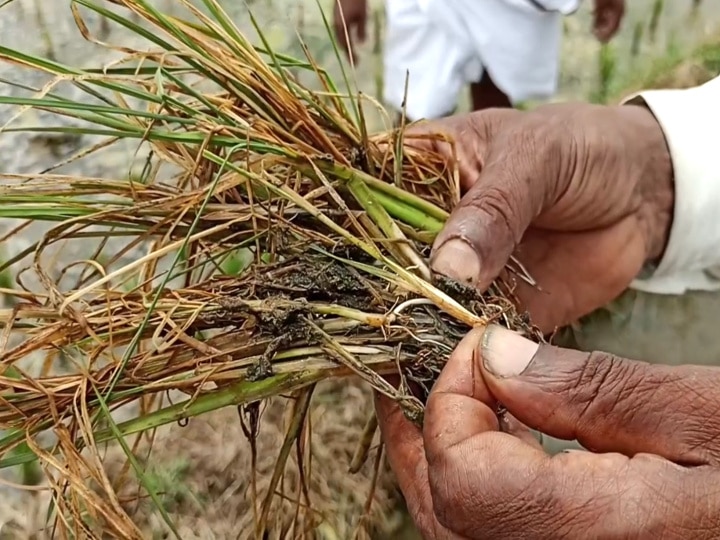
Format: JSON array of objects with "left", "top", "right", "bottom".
[{"left": 624, "top": 76, "right": 720, "bottom": 295}]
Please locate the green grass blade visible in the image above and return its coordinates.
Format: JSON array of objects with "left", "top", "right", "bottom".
[{"left": 313, "top": 0, "right": 360, "bottom": 126}]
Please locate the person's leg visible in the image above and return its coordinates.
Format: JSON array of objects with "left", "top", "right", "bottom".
[
  {"left": 394, "top": 71, "right": 510, "bottom": 125},
  {"left": 383, "top": 1, "right": 469, "bottom": 126},
  {"left": 469, "top": 71, "right": 512, "bottom": 112}
]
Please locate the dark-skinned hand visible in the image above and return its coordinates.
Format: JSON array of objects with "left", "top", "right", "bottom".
[
  {"left": 377, "top": 325, "right": 720, "bottom": 539},
  {"left": 403, "top": 103, "right": 674, "bottom": 332},
  {"left": 593, "top": 0, "right": 625, "bottom": 42}
]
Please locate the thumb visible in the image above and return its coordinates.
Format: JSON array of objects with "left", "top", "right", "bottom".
[
  {"left": 478, "top": 325, "right": 720, "bottom": 466},
  {"left": 430, "top": 136, "right": 548, "bottom": 290}
]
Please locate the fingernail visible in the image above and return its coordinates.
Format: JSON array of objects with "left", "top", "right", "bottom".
[
  {"left": 430, "top": 238, "right": 480, "bottom": 284},
  {"left": 481, "top": 325, "right": 540, "bottom": 378}
]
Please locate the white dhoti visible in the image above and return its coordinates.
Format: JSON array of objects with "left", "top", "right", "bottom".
[{"left": 383, "top": 0, "right": 581, "bottom": 120}]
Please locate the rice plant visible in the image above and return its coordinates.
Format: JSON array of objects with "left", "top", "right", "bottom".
[{"left": 0, "top": 0, "right": 540, "bottom": 536}]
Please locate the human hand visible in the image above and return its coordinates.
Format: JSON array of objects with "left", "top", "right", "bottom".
[
  {"left": 403, "top": 104, "right": 674, "bottom": 332},
  {"left": 332, "top": 0, "right": 367, "bottom": 63},
  {"left": 376, "top": 325, "right": 720, "bottom": 539},
  {"left": 593, "top": 0, "right": 625, "bottom": 42}
]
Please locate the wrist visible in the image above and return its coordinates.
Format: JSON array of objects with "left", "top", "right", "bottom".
[
  {"left": 622, "top": 103, "right": 674, "bottom": 265},
  {"left": 623, "top": 78, "right": 720, "bottom": 289}
]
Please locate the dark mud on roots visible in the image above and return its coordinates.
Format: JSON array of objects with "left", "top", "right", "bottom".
[{"left": 201, "top": 252, "right": 541, "bottom": 408}]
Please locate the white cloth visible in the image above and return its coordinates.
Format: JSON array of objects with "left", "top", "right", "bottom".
[
  {"left": 628, "top": 75, "right": 720, "bottom": 295},
  {"left": 383, "top": 0, "right": 581, "bottom": 120}
]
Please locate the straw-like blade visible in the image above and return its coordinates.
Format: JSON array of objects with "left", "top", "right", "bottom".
[{"left": 0, "top": 0, "right": 541, "bottom": 535}]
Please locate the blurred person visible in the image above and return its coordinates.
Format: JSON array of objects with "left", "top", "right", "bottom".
[{"left": 333, "top": 0, "right": 624, "bottom": 121}]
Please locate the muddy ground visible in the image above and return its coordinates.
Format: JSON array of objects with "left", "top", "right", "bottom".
[{"left": 0, "top": 0, "right": 719, "bottom": 538}]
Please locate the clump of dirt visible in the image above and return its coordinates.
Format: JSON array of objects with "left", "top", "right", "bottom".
[{"left": 249, "top": 253, "right": 379, "bottom": 311}]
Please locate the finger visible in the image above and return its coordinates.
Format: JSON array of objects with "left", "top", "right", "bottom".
[
  {"left": 422, "top": 328, "right": 549, "bottom": 536},
  {"left": 402, "top": 110, "right": 519, "bottom": 192},
  {"left": 423, "top": 327, "right": 499, "bottom": 465},
  {"left": 499, "top": 412, "right": 544, "bottom": 450},
  {"left": 479, "top": 324, "right": 720, "bottom": 466},
  {"left": 421, "top": 328, "right": 720, "bottom": 537},
  {"left": 374, "top": 394, "right": 426, "bottom": 505},
  {"left": 427, "top": 424, "right": 720, "bottom": 538},
  {"left": 422, "top": 328, "right": 720, "bottom": 537},
  {"left": 430, "top": 125, "right": 553, "bottom": 290},
  {"left": 422, "top": 326, "right": 543, "bottom": 451},
  {"left": 374, "top": 394, "right": 453, "bottom": 538}
]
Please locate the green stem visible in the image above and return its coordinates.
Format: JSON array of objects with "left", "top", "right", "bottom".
[
  {"left": 0, "top": 370, "right": 324, "bottom": 470},
  {"left": 397, "top": 222, "right": 437, "bottom": 244},
  {"left": 337, "top": 165, "right": 450, "bottom": 222},
  {"left": 370, "top": 189, "right": 444, "bottom": 233},
  {"left": 300, "top": 161, "right": 448, "bottom": 235},
  {"left": 346, "top": 174, "right": 431, "bottom": 278}
]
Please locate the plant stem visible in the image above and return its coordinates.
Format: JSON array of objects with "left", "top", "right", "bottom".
[
  {"left": 369, "top": 189, "right": 443, "bottom": 233},
  {"left": 329, "top": 163, "right": 449, "bottom": 222},
  {"left": 0, "top": 370, "right": 325, "bottom": 470},
  {"left": 346, "top": 175, "right": 431, "bottom": 280}
]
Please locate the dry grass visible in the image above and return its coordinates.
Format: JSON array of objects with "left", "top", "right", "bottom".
[
  {"left": 0, "top": 0, "right": 543, "bottom": 537},
  {"left": 104, "top": 379, "right": 404, "bottom": 539}
]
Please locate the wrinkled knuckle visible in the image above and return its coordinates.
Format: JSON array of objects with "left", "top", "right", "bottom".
[
  {"left": 428, "top": 446, "right": 494, "bottom": 533},
  {"left": 567, "top": 352, "right": 649, "bottom": 421},
  {"left": 427, "top": 450, "right": 464, "bottom": 528},
  {"left": 504, "top": 121, "right": 565, "bottom": 201},
  {"left": 550, "top": 130, "right": 580, "bottom": 190},
  {"left": 675, "top": 386, "right": 720, "bottom": 464},
  {"left": 519, "top": 113, "right": 560, "bottom": 149},
  {"left": 628, "top": 464, "right": 720, "bottom": 537},
  {"left": 474, "top": 185, "right": 524, "bottom": 244},
  {"left": 683, "top": 474, "right": 720, "bottom": 535}
]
